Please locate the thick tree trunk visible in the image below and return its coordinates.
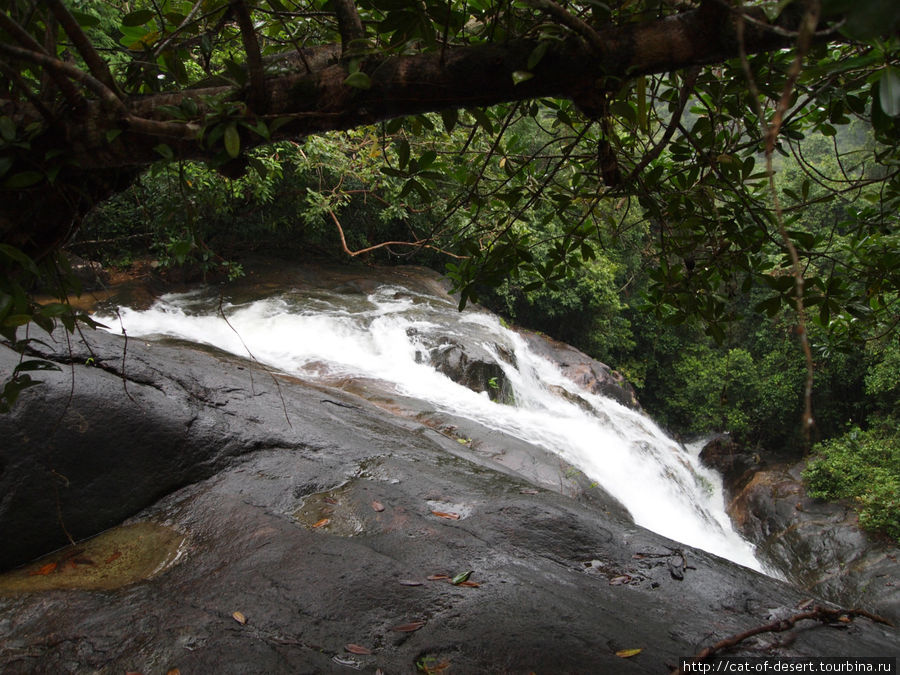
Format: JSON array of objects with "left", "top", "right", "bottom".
[{"left": 0, "top": 4, "right": 804, "bottom": 259}]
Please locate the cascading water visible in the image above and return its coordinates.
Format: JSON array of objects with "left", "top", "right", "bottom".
[{"left": 96, "top": 281, "right": 767, "bottom": 573}]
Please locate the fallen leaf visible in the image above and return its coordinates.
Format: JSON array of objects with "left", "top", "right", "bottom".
[
  {"left": 371, "top": 501, "right": 385, "bottom": 512},
  {"left": 426, "top": 574, "right": 450, "bottom": 581},
  {"left": 345, "top": 643, "right": 372, "bottom": 655},
  {"left": 232, "top": 611, "right": 248, "bottom": 625},
  {"left": 332, "top": 655, "right": 360, "bottom": 667},
  {"left": 28, "top": 562, "right": 57, "bottom": 576},
  {"left": 838, "top": 615, "right": 851, "bottom": 623},
  {"left": 105, "top": 551, "right": 122, "bottom": 564},
  {"left": 431, "top": 511, "right": 460, "bottom": 520},
  {"left": 457, "top": 580, "right": 480, "bottom": 587},
  {"left": 399, "top": 579, "right": 423, "bottom": 586},
  {"left": 312, "top": 518, "right": 330, "bottom": 528},
  {"left": 167, "top": 669, "right": 181, "bottom": 675},
  {"left": 451, "top": 570, "right": 473, "bottom": 585},
  {"left": 519, "top": 488, "right": 539, "bottom": 494},
  {"left": 390, "top": 621, "right": 425, "bottom": 632},
  {"left": 616, "top": 648, "right": 642, "bottom": 658}
]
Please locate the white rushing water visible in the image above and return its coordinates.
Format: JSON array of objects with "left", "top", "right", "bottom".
[{"left": 96, "top": 283, "right": 766, "bottom": 572}]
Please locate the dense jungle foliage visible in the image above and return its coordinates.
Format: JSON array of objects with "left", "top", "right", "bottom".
[{"left": 1, "top": 0, "right": 899, "bottom": 539}]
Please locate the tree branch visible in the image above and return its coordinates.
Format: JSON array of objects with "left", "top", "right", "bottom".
[
  {"left": 527, "top": 0, "right": 605, "bottom": 52},
  {"left": 230, "top": 0, "right": 268, "bottom": 113},
  {"left": 0, "top": 42, "right": 122, "bottom": 112},
  {"left": 672, "top": 605, "right": 893, "bottom": 674},
  {"left": 0, "top": 10, "right": 83, "bottom": 107},
  {"left": 332, "top": 0, "right": 366, "bottom": 55},
  {"left": 45, "top": 0, "right": 120, "bottom": 98}
]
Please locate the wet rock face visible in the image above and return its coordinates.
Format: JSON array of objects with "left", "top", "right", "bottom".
[
  {"left": 517, "top": 331, "right": 640, "bottom": 409},
  {"left": 701, "top": 438, "right": 900, "bottom": 625},
  {"left": 425, "top": 336, "right": 515, "bottom": 403},
  {"left": 700, "top": 435, "right": 766, "bottom": 494},
  {"left": 0, "top": 264, "right": 897, "bottom": 672}
]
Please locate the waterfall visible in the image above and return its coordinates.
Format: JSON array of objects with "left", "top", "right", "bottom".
[{"left": 95, "top": 281, "right": 766, "bottom": 573}]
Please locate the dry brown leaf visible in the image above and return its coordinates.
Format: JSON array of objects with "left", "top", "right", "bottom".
[
  {"left": 615, "top": 648, "right": 642, "bottom": 658},
  {"left": 390, "top": 621, "right": 425, "bottom": 632},
  {"left": 426, "top": 574, "right": 450, "bottom": 581},
  {"left": 371, "top": 501, "right": 385, "bottom": 512},
  {"left": 105, "top": 551, "right": 122, "bottom": 564},
  {"left": 431, "top": 511, "right": 460, "bottom": 520},
  {"left": 232, "top": 611, "right": 248, "bottom": 625},
  {"left": 312, "top": 518, "right": 330, "bottom": 528},
  {"left": 457, "top": 580, "right": 480, "bottom": 587},
  {"left": 167, "top": 669, "right": 181, "bottom": 675},
  {"left": 345, "top": 643, "right": 372, "bottom": 655},
  {"left": 28, "top": 562, "right": 57, "bottom": 576},
  {"left": 399, "top": 579, "right": 423, "bottom": 586}
]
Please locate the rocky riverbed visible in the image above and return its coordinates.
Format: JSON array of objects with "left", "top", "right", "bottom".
[{"left": 0, "top": 263, "right": 897, "bottom": 673}]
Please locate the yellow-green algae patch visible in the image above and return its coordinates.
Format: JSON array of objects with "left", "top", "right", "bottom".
[
  {"left": 293, "top": 482, "right": 366, "bottom": 536},
  {"left": 0, "top": 522, "right": 187, "bottom": 593}
]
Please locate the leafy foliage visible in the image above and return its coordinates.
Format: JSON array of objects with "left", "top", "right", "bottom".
[{"left": 804, "top": 424, "right": 900, "bottom": 541}]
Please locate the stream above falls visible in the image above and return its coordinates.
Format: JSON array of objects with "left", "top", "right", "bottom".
[{"left": 94, "top": 269, "right": 767, "bottom": 573}]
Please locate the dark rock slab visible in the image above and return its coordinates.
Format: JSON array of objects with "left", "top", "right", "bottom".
[
  {"left": 517, "top": 330, "right": 640, "bottom": 409},
  {"left": 0, "top": 328, "right": 897, "bottom": 673},
  {"left": 726, "top": 462, "right": 900, "bottom": 625}
]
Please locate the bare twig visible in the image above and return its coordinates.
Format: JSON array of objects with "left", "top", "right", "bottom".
[
  {"left": 0, "top": 10, "right": 82, "bottom": 106},
  {"left": 46, "top": 0, "right": 121, "bottom": 97},
  {"left": 672, "top": 605, "right": 893, "bottom": 674},
  {"left": 527, "top": 0, "right": 604, "bottom": 52},
  {"left": 737, "top": 0, "right": 820, "bottom": 446},
  {"left": 328, "top": 209, "right": 466, "bottom": 259}
]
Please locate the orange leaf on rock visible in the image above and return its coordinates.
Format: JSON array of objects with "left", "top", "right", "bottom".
[
  {"left": 615, "top": 648, "right": 642, "bottom": 658},
  {"left": 390, "top": 621, "right": 425, "bottom": 632},
  {"left": 426, "top": 574, "right": 450, "bottom": 581},
  {"left": 312, "top": 518, "right": 330, "bottom": 528},
  {"left": 28, "top": 562, "right": 57, "bottom": 576},
  {"left": 431, "top": 511, "right": 460, "bottom": 520},
  {"left": 105, "top": 551, "right": 123, "bottom": 564},
  {"left": 167, "top": 669, "right": 181, "bottom": 675},
  {"left": 457, "top": 580, "right": 480, "bottom": 587},
  {"left": 232, "top": 611, "right": 248, "bottom": 625},
  {"left": 345, "top": 644, "right": 372, "bottom": 655}
]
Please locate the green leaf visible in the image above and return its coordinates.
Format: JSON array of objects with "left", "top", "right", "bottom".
[
  {"left": 878, "top": 67, "right": 900, "bottom": 118},
  {"left": 154, "top": 143, "right": 174, "bottom": 160},
  {"left": 468, "top": 108, "right": 494, "bottom": 134},
  {"left": 122, "top": 9, "right": 156, "bottom": 27},
  {"left": 15, "top": 359, "right": 61, "bottom": 373},
  {"left": 440, "top": 108, "right": 458, "bottom": 134},
  {"left": 0, "top": 116, "right": 15, "bottom": 142},
  {"left": 511, "top": 70, "right": 533, "bottom": 85},
  {"left": 344, "top": 71, "right": 372, "bottom": 89},
  {"left": 395, "top": 138, "right": 410, "bottom": 171},
  {"left": 527, "top": 41, "right": 549, "bottom": 70},
  {"left": 451, "top": 570, "right": 473, "bottom": 585},
  {"left": 70, "top": 10, "right": 100, "bottom": 27},
  {"left": 224, "top": 122, "right": 240, "bottom": 159},
  {"left": 3, "top": 171, "right": 43, "bottom": 189}
]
